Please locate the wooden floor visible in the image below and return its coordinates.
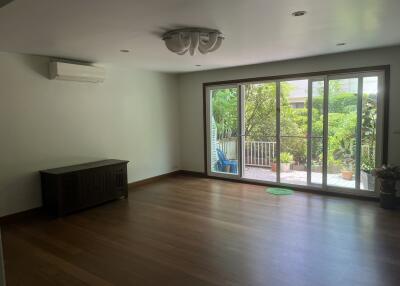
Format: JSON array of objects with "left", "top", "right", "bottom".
[{"left": 1, "top": 175, "right": 400, "bottom": 286}]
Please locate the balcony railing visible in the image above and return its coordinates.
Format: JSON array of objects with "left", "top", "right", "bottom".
[
  {"left": 217, "top": 139, "right": 276, "bottom": 168},
  {"left": 245, "top": 141, "right": 276, "bottom": 167}
]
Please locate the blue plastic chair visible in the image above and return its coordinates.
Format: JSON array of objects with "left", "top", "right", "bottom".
[{"left": 216, "top": 148, "right": 238, "bottom": 174}]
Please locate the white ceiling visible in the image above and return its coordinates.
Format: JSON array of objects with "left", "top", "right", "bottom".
[{"left": 0, "top": 0, "right": 399, "bottom": 73}]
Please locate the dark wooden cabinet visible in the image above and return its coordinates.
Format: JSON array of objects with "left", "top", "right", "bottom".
[{"left": 40, "top": 159, "right": 129, "bottom": 216}]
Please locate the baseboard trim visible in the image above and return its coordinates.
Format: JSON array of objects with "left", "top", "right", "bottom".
[
  {"left": 128, "top": 170, "right": 181, "bottom": 189},
  {"left": 178, "top": 170, "right": 207, "bottom": 177},
  {"left": 0, "top": 207, "right": 43, "bottom": 226}
]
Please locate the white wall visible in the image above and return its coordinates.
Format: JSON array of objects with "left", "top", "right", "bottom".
[
  {"left": 178, "top": 46, "right": 400, "bottom": 172},
  {"left": 0, "top": 52, "right": 180, "bottom": 217}
]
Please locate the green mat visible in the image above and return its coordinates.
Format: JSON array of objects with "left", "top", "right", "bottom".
[{"left": 266, "top": 187, "right": 294, "bottom": 196}]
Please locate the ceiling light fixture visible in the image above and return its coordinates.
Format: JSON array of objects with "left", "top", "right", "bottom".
[
  {"left": 336, "top": 43, "right": 346, "bottom": 46},
  {"left": 162, "top": 28, "right": 224, "bottom": 56},
  {"left": 120, "top": 49, "right": 131, "bottom": 53},
  {"left": 292, "top": 10, "right": 307, "bottom": 17}
]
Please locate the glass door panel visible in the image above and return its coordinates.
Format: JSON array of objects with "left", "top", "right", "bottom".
[
  {"left": 207, "top": 86, "right": 240, "bottom": 176},
  {"left": 242, "top": 82, "right": 277, "bottom": 182},
  {"left": 280, "top": 80, "right": 309, "bottom": 186},
  {"left": 327, "top": 77, "right": 358, "bottom": 189},
  {"left": 310, "top": 80, "right": 324, "bottom": 185},
  {"left": 360, "top": 76, "right": 379, "bottom": 191}
]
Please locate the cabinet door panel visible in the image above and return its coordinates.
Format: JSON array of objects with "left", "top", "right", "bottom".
[{"left": 61, "top": 174, "right": 80, "bottom": 213}]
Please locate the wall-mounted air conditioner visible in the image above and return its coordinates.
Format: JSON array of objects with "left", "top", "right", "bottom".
[{"left": 49, "top": 61, "right": 106, "bottom": 83}]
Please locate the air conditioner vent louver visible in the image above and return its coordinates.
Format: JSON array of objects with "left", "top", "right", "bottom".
[{"left": 49, "top": 61, "right": 106, "bottom": 83}]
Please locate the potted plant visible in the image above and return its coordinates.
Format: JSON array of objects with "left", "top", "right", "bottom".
[
  {"left": 334, "top": 140, "right": 354, "bottom": 180},
  {"left": 271, "top": 159, "right": 277, "bottom": 172},
  {"left": 341, "top": 154, "right": 354, "bottom": 180},
  {"left": 280, "top": 152, "right": 293, "bottom": 172},
  {"left": 361, "top": 155, "right": 375, "bottom": 191},
  {"left": 372, "top": 165, "right": 399, "bottom": 209}
]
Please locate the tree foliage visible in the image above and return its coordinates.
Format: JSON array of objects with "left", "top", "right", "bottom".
[
  {"left": 211, "top": 88, "right": 238, "bottom": 139},
  {"left": 211, "top": 80, "right": 377, "bottom": 171}
]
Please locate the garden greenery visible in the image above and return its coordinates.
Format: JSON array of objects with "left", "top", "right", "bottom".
[{"left": 211, "top": 81, "right": 377, "bottom": 172}]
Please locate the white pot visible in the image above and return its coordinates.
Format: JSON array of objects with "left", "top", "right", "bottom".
[{"left": 361, "top": 171, "right": 375, "bottom": 191}]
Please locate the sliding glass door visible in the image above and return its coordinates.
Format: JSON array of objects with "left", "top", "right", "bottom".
[
  {"left": 279, "top": 79, "right": 309, "bottom": 186},
  {"left": 242, "top": 82, "right": 277, "bottom": 182},
  {"left": 360, "top": 76, "right": 381, "bottom": 191},
  {"left": 206, "top": 69, "right": 385, "bottom": 196},
  {"left": 206, "top": 85, "right": 241, "bottom": 178},
  {"left": 325, "top": 73, "right": 382, "bottom": 193},
  {"left": 309, "top": 79, "right": 325, "bottom": 185},
  {"left": 326, "top": 76, "right": 358, "bottom": 189}
]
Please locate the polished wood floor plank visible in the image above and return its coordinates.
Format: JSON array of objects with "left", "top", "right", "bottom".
[{"left": 1, "top": 175, "right": 400, "bottom": 286}]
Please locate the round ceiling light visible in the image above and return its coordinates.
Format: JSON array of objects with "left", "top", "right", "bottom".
[
  {"left": 162, "top": 28, "right": 224, "bottom": 56},
  {"left": 292, "top": 10, "right": 307, "bottom": 17}
]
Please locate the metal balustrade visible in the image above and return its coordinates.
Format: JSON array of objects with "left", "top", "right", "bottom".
[{"left": 217, "top": 139, "right": 276, "bottom": 167}]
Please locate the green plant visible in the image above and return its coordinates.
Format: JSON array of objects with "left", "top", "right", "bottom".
[
  {"left": 342, "top": 155, "right": 354, "bottom": 171},
  {"left": 334, "top": 139, "right": 355, "bottom": 170},
  {"left": 211, "top": 88, "right": 239, "bottom": 139},
  {"left": 211, "top": 80, "right": 373, "bottom": 175},
  {"left": 280, "top": 152, "right": 294, "bottom": 163},
  {"left": 361, "top": 94, "right": 377, "bottom": 173},
  {"left": 361, "top": 154, "right": 375, "bottom": 173},
  {"left": 375, "top": 165, "right": 399, "bottom": 209},
  {"left": 372, "top": 165, "right": 400, "bottom": 179}
]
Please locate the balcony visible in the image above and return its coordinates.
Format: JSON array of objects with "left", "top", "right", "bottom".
[{"left": 217, "top": 139, "right": 369, "bottom": 189}]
